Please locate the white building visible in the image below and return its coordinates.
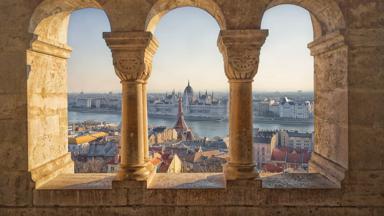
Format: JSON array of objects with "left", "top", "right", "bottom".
[
  {"left": 279, "top": 97, "right": 311, "bottom": 119},
  {"left": 76, "top": 98, "right": 92, "bottom": 108},
  {"left": 278, "top": 130, "right": 313, "bottom": 151},
  {"left": 148, "top": 81, "right": 228, "bottom": 120},
  {"left": 269, "top": 100, "right": 280, "bottom": 116}
]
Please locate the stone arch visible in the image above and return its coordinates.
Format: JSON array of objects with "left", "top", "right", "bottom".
[
  {"left": 27, "top": 0, "right": 112, "bottom": 188},
  {"left": 264, "top": 0, "right": 346, "bottom": 37},
  {"left": 29, "top": 0, "right": 109, "bottom": 44},
  {"left": 260, "top": 1, "right": 348, "bottom": 186},
  {"left": 145, "top": 0, "right": 227, "bottom": 33}
]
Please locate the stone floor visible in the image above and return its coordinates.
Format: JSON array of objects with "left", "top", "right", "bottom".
[
  {"left": 38, "top": 173, "right": 115, "bottom": 190},
  {"left": 147, "top": 173, "right": 226, "bottom": 189},
  {"left": 260, "top": 173, "right": 338, "bottom": 188},
  {"left": 37, "top": 172, "right": 338, "bottom": 190}
]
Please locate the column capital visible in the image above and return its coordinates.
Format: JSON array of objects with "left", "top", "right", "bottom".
[
  {"left": 103, "top": 31, "right": 159, "bottom": 82},
  {"left": 218, "top": 29, "right": 268, "bottom": 80}
]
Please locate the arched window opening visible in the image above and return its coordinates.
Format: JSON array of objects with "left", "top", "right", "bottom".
[
  {"left": 147, "top": 7, "right": 229, "bottom": 174},
  {"left": 66, "top": 9, "right": 120, "bottom": 174},
  {"left": 27, "top": 3, "right": 113, "bottom": 187},
  {"left": 255, "top": 5, "right": 315, "bottom": 175}
]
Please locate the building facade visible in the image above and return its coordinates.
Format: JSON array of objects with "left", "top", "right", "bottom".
[{"left": 148, "top": 82, "right": 228, "bottom": 120}]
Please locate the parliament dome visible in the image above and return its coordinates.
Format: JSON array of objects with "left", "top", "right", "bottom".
[{"left": 183, "top": 81, "right": 194, "bottom": 97}]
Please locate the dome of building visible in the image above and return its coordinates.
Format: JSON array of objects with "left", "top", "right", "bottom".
[{"left": 183, "top": 81, "right": 194, "bottom": 97}]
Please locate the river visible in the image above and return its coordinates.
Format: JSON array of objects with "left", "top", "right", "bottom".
[{"left": 69, "top": 111, "right": 314, "bottom": 138}]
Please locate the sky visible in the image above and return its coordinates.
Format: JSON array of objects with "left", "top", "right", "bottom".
[{"left": 67, "top": 6, "right": 313, "bottom": 93}]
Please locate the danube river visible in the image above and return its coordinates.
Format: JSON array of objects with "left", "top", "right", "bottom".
[{"left": 69, "top": 111, "right": 314, "bottom": 138}]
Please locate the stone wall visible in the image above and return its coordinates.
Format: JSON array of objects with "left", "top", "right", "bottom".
[
  {"left": 0, "top": 0, "right": 383, "bottom": 215},
  {"left": 27, "top": 38, "right": 74, "bottom": 188}
]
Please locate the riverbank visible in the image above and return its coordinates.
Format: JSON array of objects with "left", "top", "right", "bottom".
[
  {"left": 253, "top": 116, "right": 313, "bottom": 125},
  {"left": 69, "top": 111, "right": 314, "bottom": 138},
  {"left": 69, "top": 109, "right": 313, "bottom": 125}
]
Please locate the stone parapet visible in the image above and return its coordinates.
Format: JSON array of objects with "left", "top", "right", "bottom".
[
  {"left": 30, "top": 152, "right": 74, "bottom": 189},
  {"left": 309, "top": 152, "right": 347, "bottom": 187}
]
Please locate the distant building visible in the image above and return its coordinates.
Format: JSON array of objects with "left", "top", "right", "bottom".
[
  {"left": 270, "top": 147, "right": 311, "bottom": 172},
  {"left": 279, "top": 97, "right": 311, "bottom": 119},
  {"left": 149, "top": 144, "right": 227, "bottom": 173},
  {"left": 166, "top": 154, "right": 183, "bottom": 173},
  {"left": 148, "top": 81, "right": 228, "bottom": 120},
  {"left": 76, "top": 98, "right": 92, "bottom": 108},
  {"left": 68, "top": 132, "right": 109, "bottom": 152},
  {"left": 69, "top": 93, "right": 122, "bottom": 110},
  {"left": 182, "top": 149, "right": 227, "bottom": 173},
  {"left": 261, "top": 129, "right": 313, "bottom": 173},
  {"left": 253, "top": 129, "right": 278, "bottom": 169},
  {"left": 147, "top": 149, "right": 183, "bottom": 173},
  {"left": 254, "top": 100, "right": 270, "bottom": 116},
  {"left": 148, "top": 126, "right": 178, "bottom": 145},
  {"left": 174, "top": 97, "right": 194, "bottom": 141},
  {"left": 269, "top": 100, "right": 280, "bottom": 117},
  {"left": 276, "top": 130, "right": 313, "bottom": 151}
]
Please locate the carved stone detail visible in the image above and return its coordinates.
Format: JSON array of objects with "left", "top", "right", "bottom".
[
  {"left": 308, "top": 30, "right": 347, "bottom": 56},
  {"left": 104, "top": 32, "right": 158, "bottom": 82},
  {"left": 218, "top": 30, "right": 268, "bottom": 80},
  {"left": 29, "top": 35, "right": 72, "bottom": 59}
]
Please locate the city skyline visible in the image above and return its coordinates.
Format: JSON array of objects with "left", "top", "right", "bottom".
[{"left": 67, "top": 6, "right": 314, "bottom": 93}]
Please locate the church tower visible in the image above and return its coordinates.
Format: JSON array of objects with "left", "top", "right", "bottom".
[{"left": 174, "top": 97, "right": 189, "bottom": 139}]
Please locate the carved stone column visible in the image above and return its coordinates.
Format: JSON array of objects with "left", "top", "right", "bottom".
[
  {"left": 218, "top": 30, "right": 268, "bottom": 180},
  {"left": 104, "top": 32, "right": 158, "bottom": 181},
  {"left": 142, "top": 81, "right": 150, "bottom": 162}
]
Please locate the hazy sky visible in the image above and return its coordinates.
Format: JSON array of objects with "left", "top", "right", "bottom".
[{"left": 67, "top": 6, "right": 313, "bottom": 93}]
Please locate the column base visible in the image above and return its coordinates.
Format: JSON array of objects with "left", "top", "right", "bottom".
[
  {"left": 224, "top": 163, "right": 259, "bottom": 180},
  {"left": 117, "top": 164, "right": 150, "bottom": 181}
]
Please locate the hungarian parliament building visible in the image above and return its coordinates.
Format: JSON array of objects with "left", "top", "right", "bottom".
[{"left": 147, "top": 81, "right": 228, "bottom": 121}]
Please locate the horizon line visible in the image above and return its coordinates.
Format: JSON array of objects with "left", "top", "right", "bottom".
[{"left": 68, "top": 90, "right": 315, "bottom": 94}]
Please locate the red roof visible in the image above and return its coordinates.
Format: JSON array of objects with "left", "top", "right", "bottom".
[
  {"left": 262, "top": 163, "right": 284, "bottom": 173},
  {"left": 150, "top": 157, "right": 162, "bottom": 166},
  {"left": 271, "top": 148, "right": 286, "bottom": 161},
  {"left": 271, "top": 148, "right": 312, "bottom": 164},
  {"left": 287, "top": 151, "right": 301, "bottom": 164}
]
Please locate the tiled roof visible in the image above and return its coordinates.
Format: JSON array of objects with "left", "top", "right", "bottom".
[
  {"left": 271, "top": 148, "right": 312, "bottom": 164},
  {"left": 150, "top": 157, "right": 162, "bottom": 166},
  {"left": 68, "top": 132, "right": 108, "bottom": 145},
  {"left": 262, "top": 163, "right": 284, "bottom": 173}
]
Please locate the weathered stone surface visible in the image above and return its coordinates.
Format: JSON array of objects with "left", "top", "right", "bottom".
[
  {"left": 349, "top": 126, "right": 384, "bottom": 170},
  {"left": 0, "top": 0, "right": 383, "bottom": 215},
  {"left": 0, "top": 171, "right": 34, "bottom": 207},
  {"left": 0, "top": 119, "right": 28, "bottom": 172},
  {"left": 147, "top": 173, "right": 225, "bottom": 189}
]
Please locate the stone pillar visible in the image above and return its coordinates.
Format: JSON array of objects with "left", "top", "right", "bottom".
[
  {"left": 307, "top": 31, "right": 348, "bottom": 186},
  {"left": 27, "top": 37, "right": 74, "bottom": 188},
  {"left": 218, "top": 30, "right": 268, "bottom": 180},
  {"left": 104, "top": 32, "right": 158, "bottom": 181},
  {"left": 142, "top": 81, "right": 150, "bottom": 162}
]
